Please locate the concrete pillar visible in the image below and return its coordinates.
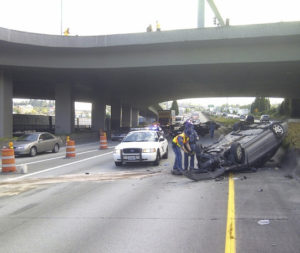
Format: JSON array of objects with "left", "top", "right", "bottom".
[
  {"left": 291, "top": 98, "right": 300, "bottom": 118},
  {"left": 55, "top": 84, "right": 74, "bottom": 134},
  {"left": 92, "top": 100, "right": 106, "bottom": 132},
  {"left": 197, "top": 0, "right": 205, "bottom": 28},
  {"left": 122, "top": 104, "right": 132, "bottom": 127},
  {"left": 111, "top": 100, "right": 122, "bottom": 130},
  {"left": 0, "top": 71, "right": 13, "bottom": 138},
  {"left": 132, "top": 108, "right": 139, "bottom": 127},
  {"left": 0, "top": 70, "right": 13, "bottom": 138}
]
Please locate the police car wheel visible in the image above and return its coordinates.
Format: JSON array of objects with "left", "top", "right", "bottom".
[{"left": 153, "top": 151, "right": 160, "bottom": 166}]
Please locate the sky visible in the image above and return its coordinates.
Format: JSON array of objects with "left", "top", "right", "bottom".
[
  {"left": 0, "top": 0, "right": 299, "bottom": 35},
  {"left": 3, "top": 0, "right": 299, "bottom": 108}
]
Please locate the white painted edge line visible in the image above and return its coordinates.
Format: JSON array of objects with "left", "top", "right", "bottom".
[
  {"left": 6, "top": 151, "right": 114, "bottom": 182},
  {"left": 12, "top": 145, "right": 116, "bottom": 167}
]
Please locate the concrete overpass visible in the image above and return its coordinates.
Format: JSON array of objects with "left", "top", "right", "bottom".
[{"left": 1, "top": 21, "right": 300, "bottom": 137}]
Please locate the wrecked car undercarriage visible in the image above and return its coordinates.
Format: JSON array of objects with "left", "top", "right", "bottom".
[{"left": 184, "top": 122, "right": 286, "bottom": 181}]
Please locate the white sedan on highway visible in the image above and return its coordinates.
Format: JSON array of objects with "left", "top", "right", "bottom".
[{"left": 113, "top": 130, "right": 168, "bottom": 166}]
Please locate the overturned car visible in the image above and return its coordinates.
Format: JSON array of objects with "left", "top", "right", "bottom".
[{"left": 184, "top": 122, "right": 286, "bottom": 181}]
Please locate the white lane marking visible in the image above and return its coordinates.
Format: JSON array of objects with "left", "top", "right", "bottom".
[
  {"left": 13, "top": 146, "right": 116, "bottom": 166},
  {"left": 6, "top": 151, "right": 114, "bottom": 182}
]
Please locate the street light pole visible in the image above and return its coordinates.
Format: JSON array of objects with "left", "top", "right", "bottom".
[{"left": 60, "top": 0, "right": 63, "bottom": 35}]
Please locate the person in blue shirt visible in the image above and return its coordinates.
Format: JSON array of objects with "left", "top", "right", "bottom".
[
  {"left": 209, "top": 121, "right": 216, "bottom": 138},
  {"left": 184, "top": 123, "right": 199, "bottom": 170}
]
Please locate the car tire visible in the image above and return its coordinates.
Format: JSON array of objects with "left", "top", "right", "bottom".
[
  {"left": 230, "top": 143, "right": 244, "bottom": 164},
  {"left": 271, "top": 123, "right": 284, "bottom": 138},
  {"left": 153, "top": 151, "right": 160, "bottom": 166},
  {"left": 115, "top": 162, "right": 122, "bottom": 166},
  {"left": 52, "top": 143, "right": 60, "bottom": 153},
  {"left": 29, "top": 146, "right": 37, "bottom": 157},
  {"left": 162, "top": 147, "right": 168, "bottom": 159}
]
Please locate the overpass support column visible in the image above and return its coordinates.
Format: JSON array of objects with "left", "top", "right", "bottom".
[
  {"left": 92, "top": 100, "right": 106, "bottom": 132},
  {"left": 291, "top": 99, "right": 300, "bottom": 118},
  {"left": 111, "top": 100, "right": 122, "bottom": 130},
  {"left": 132, "top": 108, "right": 139, "bottom": 127},
  {"left": 55, "top": 84, "right": 74, "bottom": 134},
  {"left": 122, "top": 104, "right": 132, "bottom": 127},
  {"left": 0, "top": 71, "right": 13, "bottom": 138}
]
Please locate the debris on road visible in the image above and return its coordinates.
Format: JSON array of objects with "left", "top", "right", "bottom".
[
  {"left": 215, "top": 176, "right": 224, "bottom": 182},
  {"left": 0, "top": 170, "right": 162, "bottom": 197},
  {"left": 257, "top": 219, "right": 270, "bottom": 225},
  {"left": 258, "top": 188, "right": 263, "bottom": 192},
  {"left": 284, "top": 174, "right": 293, "bottom": 179}
]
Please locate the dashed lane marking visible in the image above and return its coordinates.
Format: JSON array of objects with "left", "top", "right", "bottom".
[
  {"left": 12, "top": 146, "right": 116, "bottom": 167},
  {"left": 4, "top": 151, "right": 114, "bottom": 182}
]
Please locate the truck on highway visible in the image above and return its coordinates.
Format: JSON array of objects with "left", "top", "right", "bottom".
[{"left": 158, "top": 110, "right": 175, "bottom": 127}]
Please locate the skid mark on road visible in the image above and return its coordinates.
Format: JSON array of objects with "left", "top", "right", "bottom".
[{"left": 0, "top": 170, "right": 162, "bottom": 197}]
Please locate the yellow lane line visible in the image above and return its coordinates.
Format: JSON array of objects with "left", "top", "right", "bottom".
[{"left": 225, "top": 173, "right": 236, "bottom": 253}]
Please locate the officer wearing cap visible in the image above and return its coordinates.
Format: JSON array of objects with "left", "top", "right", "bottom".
[{"left": 184, "top": 123, "right": 199, "bottom": 170}]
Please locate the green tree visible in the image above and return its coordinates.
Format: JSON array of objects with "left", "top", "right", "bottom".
[
  {"left": 251, "top": 97, "right": 271, "bottom": 114},
  {"left": 278, "top": 98, "right": 291, "bottom": 116},
  {"left": 170, "top": 100, "right": 179, "bottom": 115}
]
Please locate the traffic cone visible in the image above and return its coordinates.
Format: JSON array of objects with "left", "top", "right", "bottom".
[
  {"left": 66, "top": 137, "right": 76, "bottom": 158},
  {"left": 1, "top": 142, "right": 16, "bottom": 172},
  {"left": 100, "top": 132, "right": 108, "bottom": 149}
]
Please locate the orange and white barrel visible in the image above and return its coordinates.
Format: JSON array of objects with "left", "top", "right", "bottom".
[
  {"left": 66, "top": 140, "right": 76, "bottom": 158},
  {"left": 1, "top": 148, "right": 16, "bottom": 172},
  {"left": 99, "top": 132, "right": 108, "bottom": 149}
]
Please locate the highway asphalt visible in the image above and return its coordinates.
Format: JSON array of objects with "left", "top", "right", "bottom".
[{"left": 0, "top": 137, "right": 299, "bottom": 253}]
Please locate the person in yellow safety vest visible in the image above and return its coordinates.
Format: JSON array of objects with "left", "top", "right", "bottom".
[
  {"left": 64, "top": 28, "right": 70, "bottom": 36},
  {"left": 156, "top": 20, "right": 161, "bottom": 31},
  {"left": 172, "top": 130, "right": 192, "bottom": 175}
]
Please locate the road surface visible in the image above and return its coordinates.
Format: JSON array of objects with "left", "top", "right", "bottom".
[{"left": 0, "top": 137, "right": 299, "bottom": 253}]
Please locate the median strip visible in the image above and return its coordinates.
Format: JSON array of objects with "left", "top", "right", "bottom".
[{"left": 225, "top": 173, "right": 236, "bottom": 253}]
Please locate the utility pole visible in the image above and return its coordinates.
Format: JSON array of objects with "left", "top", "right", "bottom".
[
  {"left": 60, "top": 0, "right": 63, "bottom": 35},
  {"left": 198, "top": 0, "right": 227, "bottom": 28},
  {"left": 206, "top": 0, "right": 225, "bottom": 26},
  {"left": 197, "top": 0, "right": 205, "bottom": 28}
]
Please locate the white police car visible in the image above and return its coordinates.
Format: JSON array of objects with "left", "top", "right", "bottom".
[{"left": 113, "top": 130, "right": 168, "bottom": 166}]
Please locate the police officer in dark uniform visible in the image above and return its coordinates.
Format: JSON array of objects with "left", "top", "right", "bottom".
[{"left": 184, "top": 122, "right": 199, "bottom": 170}]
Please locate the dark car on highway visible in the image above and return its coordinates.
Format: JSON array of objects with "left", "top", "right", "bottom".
[
  {"left": 111, "top": 127, "right": 131, "bottom": 141},
  {"left": 184, "top": 121, "right": 286, "bottom": 181},
  {"left": 171, "top": 121, "right": 220, "bottom": 138},
  {"left": 13, "top": 132, "right": 63, "bottom": 157}
]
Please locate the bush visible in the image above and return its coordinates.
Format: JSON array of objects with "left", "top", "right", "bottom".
[{"left": 282, "top": 123, "right": 300, "bottom": 150}]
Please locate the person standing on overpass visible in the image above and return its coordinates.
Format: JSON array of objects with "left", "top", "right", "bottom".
[
  {"left": 156, "top": 20, "right": 161, "bottom": 31},
  {"left": 172, "top": 130, "right": 191, "bottom": 175}
]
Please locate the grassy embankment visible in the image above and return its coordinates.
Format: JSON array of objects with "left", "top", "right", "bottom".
[{"left": 282, "top": 122, "right": 300, "bottom": 150}]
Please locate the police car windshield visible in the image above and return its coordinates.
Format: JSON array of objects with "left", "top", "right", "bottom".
[{"left": 123, "top": 131, "right": 158, "bottom": 142}]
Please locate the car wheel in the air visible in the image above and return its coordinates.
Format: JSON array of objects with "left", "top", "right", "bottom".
[
  {"left": 52, "top": 143, "right": 60, "bottom": 153},
  {"left": 30, "top": 146, "right": 37, "bottom": 157},
  {"left": 162, "top": 147, "right": 168, "bottom": 159},
  {"left": 230, "top": 142, "right": 244, "bottom": 164},
  {"left": 115, "top": 162, "right": 122, "bottom": 166},
  {"left": 153, "top": 151, "right": 160, "bottom": 166},
  {"left": 271, "top": 123, "right": 284, "bottom": 138}
]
